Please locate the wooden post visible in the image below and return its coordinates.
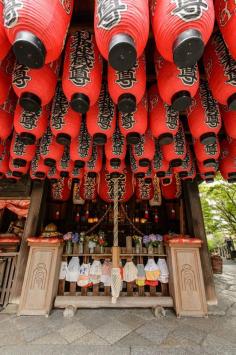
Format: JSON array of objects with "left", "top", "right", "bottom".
[
  {"left": 10, "top": 181, "right": 46, "bottom": 304},
  {"left": 183, "top": 180, "right": 217, "bottom": 305}
]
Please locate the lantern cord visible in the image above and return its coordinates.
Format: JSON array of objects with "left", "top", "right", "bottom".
[
  {"left": 83, "top": 205, "right": 111, "bottom": 236},
  {"left": 113, "top": 177, "right": 119, "bottom": 247},
  {"left": 120, "top": 204, "right": 145, "bottom": 237}
]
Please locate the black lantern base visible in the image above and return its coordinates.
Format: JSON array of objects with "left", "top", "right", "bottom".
[
  {"left": 70, "top": 93, "right": 90, "bottom": 114},
  {"left": 108, "top": 33, "right": 137, "bottom": 71},
  {"left": 173, "top": 29, "right": 204, "bottom": 68},
  {"left": 13, "top": 31, "right": 46, "bottom": 69}
]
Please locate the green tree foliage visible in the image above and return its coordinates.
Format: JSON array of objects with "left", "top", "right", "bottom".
[{"left": 199, "top": 175, "right": 236, "bottom": 248}]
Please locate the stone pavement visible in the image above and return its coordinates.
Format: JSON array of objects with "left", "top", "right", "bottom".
[{"left": 0, "top": 261, "right": 235, "bottom": 355}]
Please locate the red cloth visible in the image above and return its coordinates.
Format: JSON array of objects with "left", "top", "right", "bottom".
[
  {"left": 0, "top": 200, "right": 30, "bottom": 217},
  {"left": 27, "top": 237, "right": 63, "bottom": 244}
]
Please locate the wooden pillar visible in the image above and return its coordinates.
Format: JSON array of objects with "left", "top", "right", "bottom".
[
  {"left": 10, "top": 181, "right": 46, "bottom": 304},
  {"left": 183, "top": 180, "right": 217, "bottom": 305}
]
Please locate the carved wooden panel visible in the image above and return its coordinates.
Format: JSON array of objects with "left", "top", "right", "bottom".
[
  {"left": 18, "top": 243, "right": 63, "bottom": 316},
  {"left": 167, "top": 245, "right": 207, "bottom": 317}
]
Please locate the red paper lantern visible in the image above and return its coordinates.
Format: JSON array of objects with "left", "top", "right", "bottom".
[
  {"left": 221, "top": 105, "right": 236, "bottom": 139},
  {"left": 40, "top": 126, "right": 64, "bottom": 167},
  {"left": 87, "top": 83, "right": 116, "bottom": 145},
  {"left": 50, "top": 83, "right": 81, "bottom": 146},
  {"left": 108, "top": 54, "right": 146, "bottom": 113},
  {"left": 105, "top": 122, "right": 126, "bottom": 168},
  {"left": 160, "top": 168, "right": 173, "bottom": 185},
  {"left": 9, "top": 158, "right": 29, "bottom": 177},
  {"left": 194, "top": 138, "right": 220, "bottom": 167},
  {"left": 161, "top": 173, "right": 181, "bottom": 200},
  {"left": 105, "top": 159, "right": 126, "bottom": 178},
  {"left": 0, "top": 89, "right": 16, "bottom": 141},
  {"left": 215, "top": 0, "right": 236, "bottom": 60},
  {"left": 162, "top": 122, "right": 187, "bottom": 167},
  {"left": 70, "top": 117, "right": 93, "bottom": 167},
  {"left": 30, "top": 147, "right": 49, "bottom": 179},
  {"left": 131, "top": 129, "right": 155, "bottom": 167},
  {"left": 62, "top": 30, "right": 103, "bottom": 114},
  {"left": 94, "top": 0, "right": 149, "bottom": 71},
  {"left": 56, "top": 146, "right": 74, "bottom": 178},
  {"left": 204, "top": 32, "right": 236, "bottom": 110},
  {"left": 187, "top": 80, "right": 221, "bottom": 144},
  {"left": 84, "top": 145, "right": 103, "bottom": 176},
  {"left": 98, "top": 167, "right": 134, "bottom": 202},
  {"left": 173, "top": 145, "right": 193, "bottom": 177},
  {"left": 150, "top": 0, "right": 214, "bottom": 67},
  {"left": 4, "top": 0, "right": 73, "bottom": 68},
  {"left": 135, "top": 177, "right": 154, "bottom": 201},
  {"left": 0, "top": 51, "right": 15, "bottom": 105},
  {"left": 219, "top": 155, "right": 236, "bottom": 183},
  {"left": 119, "top": 93, "right": 148, "bottom": 144},
  {"left": 51, "top": 177, "right": 72, "bottom": 201},
  {"left": 10, "top": 132, "right": 36, "bottom": 166},
  {"left": 0, "top": 2, "right": 11, "bottom": 60},
  {"left": 69, "top": 167, "right": 84, "bottom": 183},
  {"left": 14, "top": 103, "right": 48, "bottom": 145},
  {"left": 129, "top": 146, "right": 148, "bottom": 178},
  {"left": 0, "top": 141, "right": 10, "bottom": 177},
  {"left": 149, "top": 84, "right": 179, "bottom": 146},
  {"left": 197, "top": 160, "right": 218, "bottom": 180},
  {"left": 152, "top": 142, "right": 170, "bottom": 177},
  {"left": 12, "top": 62, "right": 58, "bottom": 112},
  {"left": 182, "top": 162, "right": 197, "bottom": 182},
  {"left": 5, "top": 170, "right": 20, "bottom": 182},
  {"left": 47, "top": 166, "right": 60, "bottom": 184},
  {"left": 80, "top": 173, "right": 97, "bottom": 201},
  {"left": 155, "top": 51, "right": 199, "bottom": 111}
]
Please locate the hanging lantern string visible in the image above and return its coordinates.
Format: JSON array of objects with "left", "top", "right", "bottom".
[
  {"left": 120, "top": 203, "right": 145, "bottom": 237},
  {"left": 83, "top": 205, "right": 111, "bottom": 236},
  {"left": 113, "top": 177, "right": 119, "bottom": 247}
]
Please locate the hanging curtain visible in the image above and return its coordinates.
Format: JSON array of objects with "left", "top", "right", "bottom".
[{"left": 0, "top": 199, "right": 30, "bottom": 217}]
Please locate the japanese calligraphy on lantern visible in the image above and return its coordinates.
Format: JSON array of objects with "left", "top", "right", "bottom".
[
  {"left": 60, "top": 147, "right": 70, "bottom": 169},
  {"left": 165, "top": 105, "right": 179, "bottom": 130},
  {"left": 59, "top": 0, "right": 72, "bottom": 14},
  {"left": 12, "top": 64, "right": 31, "bottom": 89},
  {"left": 13, "top": 135, "right": 25, "bottom": 156},
  {"left": 20, "top": 109, "right": 41, "bottom": 130},
  {"left": 97, "top": 0, "right": 127, "bottom": 29},
  {"left": 171, "top": 0, "right": 208, "bottom": 22},
  {"left": 116, "top": 63, "right": 138, "bottom": 89},
  {"left": 174, "top": 126, "right": 185, "bottom": 155},
  {"left": 4, "top": 0, "right": 23, "bottom": 28},
  {"left": 98, "top": 85, "right": 115, "bottom": 130},
  {"left": 200, "top": 81, "right": 220, "bottom": 128},
  {"left": 205, "top": 143, "right": 218, "bottom": 156},
  {"left": 112, "top": 126, "right": 125, "bottom": 156},
  {"left": 69, "top": 31, "right": 95, "bottom": 87},
  {"left": 178, "top": 65, "right": 198, "bottom": 86},
  {"left": 51, "top": 85, "right": 68, "bottom": 130},
  {"left": 40, "top": 127, "right": 53, "bottom": 156},
  {"left": 78, "top": 119, "right": 92, "bottom": 158},
  {"left": 120, "top": 111, "right": 135, "bottom": 129},
  {"left": 106, "top": 172, "right": 126, "bottom": 200},
  {"left": 212, "top": 33, "right": 236, "bottom": 87},
  {"left": 218, "top": 0, "right": 236, "bottom": 27},
  {"left": 134, "top": 135, "right": 145, "bottom": 157},
  {"left": 87, "top": 145, "right": 97, "bottom": 170},
  {"left": 84, "top": 175, "right": 96, "bottom": 200}
]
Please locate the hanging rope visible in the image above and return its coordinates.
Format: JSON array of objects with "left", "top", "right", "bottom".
[
  {"left": 113, "top": 177, "right": 119, "bottom": 247},
  {"left": 83, "top": 205, "right": 111, "bottom": 236},
  {"left": 120, "top": 203, "right": 145, "bottom": 236}
]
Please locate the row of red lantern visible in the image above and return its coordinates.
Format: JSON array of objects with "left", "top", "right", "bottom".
[{"left": 0, "top": 1, "right": 215, "bottom": 72}]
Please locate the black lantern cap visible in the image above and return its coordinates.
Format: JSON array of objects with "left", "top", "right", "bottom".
[
  {"left": 173, "top": 29, "right": 204, "bottom": 68},
  {"left": 108, "top": 33, "right": 136, "bottom": 71},
  {"left": 13, "top": 31, "right": 46, "bottom": 69}
]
